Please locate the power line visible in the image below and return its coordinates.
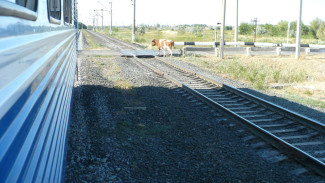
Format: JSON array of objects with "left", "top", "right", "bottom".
[
  {"left": 94, "top": 9, "right": 107, "bottom": 31},
  {"left": 97, "top": 0, "right": 112, "bottom": 33}
]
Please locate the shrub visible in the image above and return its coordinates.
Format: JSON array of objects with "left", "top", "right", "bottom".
[
  {"left": 195, "top": 33, "right": 203, "bottom": 37},
  {"left": 310, "top": 18, "right": 322, "bottom": 39},
  {"left": 264, "top": 24, "right": 278, "bottom": 36},
  {"left": 317, "top": 22, "right": 325, "bottom": 41},
  {"left": 256, "top": 26, "right": 267, "bottom": 35},
  {"left": 273, "top": 70, "right": 280, "bottom": 82},
  {"left": 134, "top": 37, "right": 146, "bottom": 43},
  {"left": 239, "top": 22, "right": 253, "bottom": 35},
  {"left": 137, "top": 26, "right": 146, "bottom": 35},
  {"left": 185, "top": 26, "right": 202, "bottom": 33},
  {"left": 277, "top": 20, "right": 289, "bottom": 36},
  {"left": 177, "top": 27, "right": 186, "bottom": 35},
  {"left": 289, "top": 30, "right": 296, "bottom": 37}
]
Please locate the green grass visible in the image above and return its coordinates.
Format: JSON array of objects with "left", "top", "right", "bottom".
[
  {"left": 83, "top": 30, "right": 108, "bottom": 50},
  {"left": 92, "top": 57, "right": 136, "bottom": 92},
  {"left": 176, "top": 54, "right": 325, "bottom": 109},
  {"left": 98, "top": 27, "right": 320, "bottom": 48},
  {"left": 92, "top": 27, "right": 325, "bottom": 109},
  {"left": 281, "top": 91, "right": 325, "bottom": 109},
  {"left": 177, "top": 56, "right": 309, "bottom": 90}
]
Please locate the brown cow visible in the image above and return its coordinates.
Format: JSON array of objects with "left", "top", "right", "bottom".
[{"left": 152, "top": 39, "right": 174, "bottom": 57}]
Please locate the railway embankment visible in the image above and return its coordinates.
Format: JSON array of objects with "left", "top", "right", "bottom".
[{"left": 65, "top": 30, "right": 324, "bottom": 182}]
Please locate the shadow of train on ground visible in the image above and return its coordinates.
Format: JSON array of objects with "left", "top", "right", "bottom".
[{"left": 65, "top": 84, "right": 323, "bottom": 182}]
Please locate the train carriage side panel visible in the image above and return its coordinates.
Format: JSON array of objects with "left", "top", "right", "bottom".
[{"left": 0, "top": 0, "right": 78, "bottom": 182}]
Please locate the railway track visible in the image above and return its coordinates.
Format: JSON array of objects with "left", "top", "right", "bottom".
[{"left": 88, "top": 30, "right": 325, "bottom": 177}]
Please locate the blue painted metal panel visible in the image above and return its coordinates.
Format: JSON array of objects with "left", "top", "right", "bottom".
[
  {"left": 0, "top": 29, "right": 77, "bottom": 182},
  {"left": 0, "top": 0, "right": 78, "bottom": 181}
]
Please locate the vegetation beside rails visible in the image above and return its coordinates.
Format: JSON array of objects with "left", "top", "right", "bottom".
[
  {"left": 83, "top": 30, "right": 135, "bottom": 93},
  {"left": 274, "top": 88, "right": 325, "bottom": 109},
  {"left": 177, "top": 54, "right": 325, "bottom": 109},
  {"left": 101, "top": 27, "right": 321, "bottom": 48},
  {"left": 92, "top": 17, "right": 325, "bottom": 48},
  {"left": 83, "top": 30, "right": 109, "bottom": 50},
  {"left": 84, "top": 24, "right": 325, "bottom": 109},
  {"left": 178, "top": 55, "right": 307, "bottom": 89}
]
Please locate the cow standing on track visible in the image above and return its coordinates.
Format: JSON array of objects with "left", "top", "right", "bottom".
[{"left": 152, "top": 39, "right": 174, "bottom": 57}]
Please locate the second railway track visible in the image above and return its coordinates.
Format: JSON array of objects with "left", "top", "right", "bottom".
[{"left": 89, "top": 30, "right": 325, "bottom": 177}]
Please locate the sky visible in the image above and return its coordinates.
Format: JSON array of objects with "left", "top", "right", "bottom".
[{"left": 77, "top": 0, "right": 325, "bottom": 27}]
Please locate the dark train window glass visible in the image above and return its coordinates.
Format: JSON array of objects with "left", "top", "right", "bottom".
[
  {"left": 64, "top": 0, "right": 72, "bottom": 24},
  {"left": 48, "top": 0, "right": 61, "bottom": 20},
  {"left": 16, "top": 0, "right": 26, "bottom": 7},
  {"left": 15, "top": 0, "right": 38, "bottom": 12},
  {"left": 0, "top": 0, "right": 37, "bottom": 21}
]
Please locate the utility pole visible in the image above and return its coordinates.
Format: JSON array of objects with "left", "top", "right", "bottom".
[
  {"left": 101, "top": 9, "right": 104, "bottom": 31},
  {"left": 234, "top": 0, "right": 238, "bottom": 44},
  {"left": 110, "top": 1, "right": 112, "bottom": 35},
  {"left": 96, "top": 12, "right": 98, "bottom": 31},
  {"left": 97, "top": 1, "right": 109, "bottom": 32},
  {"left": 251, "top": 18, "right": 258, "bottom": 42},
  {"left": 214, "top": 23, "right": 221, "bottom": 47},
  {"left": 131, "top": 0, "right": 136, "bottom": 42},
  {"left": 94, "top": 9, "right": 106, "bottom": 32},
  {"left": 215, "top": 26, "right": 217, "bottom": 44},
  {"left": 94, "top": 10, "right": 102, "bottom": 31},
  {"left": 287, "top": 22, "right": 290, "bottom": 44},
  {"left": 93, "top": 15, "right": 95, "bottom": 31},
  {"left": 295, "top": 0, "right": 303, "bottom": 59},
  {"left": 219, "top": 0, "right": 226, "bottom": 59}
]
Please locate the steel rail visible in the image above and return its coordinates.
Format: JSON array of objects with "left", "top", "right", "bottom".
[
  {"left": 89, "top": 31, "right": 325, "bottom": 177},
  {"left": 151, "top": 56, "right": 325, "bottom": 177},
  {"left": 141, "top": 56, "right": 325, "bottom": 177},
  {"left": 155, "top": 57, "right": 325, "bottom": 133}
]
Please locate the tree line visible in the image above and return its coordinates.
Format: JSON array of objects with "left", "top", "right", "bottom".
[{"left": 239, "top": 18, "right": 325, "bottom": 40}]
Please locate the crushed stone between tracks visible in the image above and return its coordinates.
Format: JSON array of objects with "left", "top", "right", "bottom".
[{"left": 65, "top": 31, "right": 324, "bottom": 182}]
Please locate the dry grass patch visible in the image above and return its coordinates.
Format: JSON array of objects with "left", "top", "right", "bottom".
[
  {"left": 90, "top": 56, "right": 134, "bottom": 90},
  {"left": 177, "top": 54, "right": 325, "bottom": 109},
  {"left": 83, "top": 30, "right": 110, "bottom": 50},
  {"left": 99, "top": 57, "right": 136, "bottom": 95}
]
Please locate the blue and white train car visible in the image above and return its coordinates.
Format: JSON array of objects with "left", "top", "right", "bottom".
[{"left": 0, "top": 0, "right": 78, "bottom": 182}]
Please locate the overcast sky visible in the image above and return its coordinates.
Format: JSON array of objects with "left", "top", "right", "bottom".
[{"left": 78, "top": 0, "right": 325, "bottom": 26}]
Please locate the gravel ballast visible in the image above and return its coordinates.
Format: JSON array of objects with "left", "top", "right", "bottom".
[
  {"left": 65, "top": 31, "right": 325, "bottom": 182},
  {"left": 163, "top": 57, "right": 325, "bottom": 124}
]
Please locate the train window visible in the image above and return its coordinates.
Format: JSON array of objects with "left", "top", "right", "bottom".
[
  {"left": 16, "top": 0, "right": 38, "bottom": 12},
  {"left": 64, "top": 0, "right": 72, "bottom": 24},
  {"left": 0, "top": 0, "right": 37, "bottom": 20},
  {"left": 48, "top": 0, "right": 61, "bottom": 24}
]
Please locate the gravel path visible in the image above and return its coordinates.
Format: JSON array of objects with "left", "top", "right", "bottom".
[{"left": 65, "top": 31, "right": 325, "bottom": 182}]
